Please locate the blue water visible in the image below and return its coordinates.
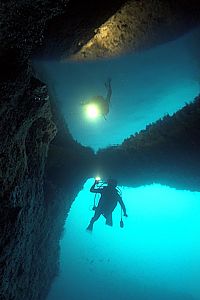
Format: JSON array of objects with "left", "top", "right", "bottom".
[
  {"left": 39, "top": 28, "right": 200, "bottom": 151},
  {"left": 48, "top": 179, "right": 200, "bottom": 300}
]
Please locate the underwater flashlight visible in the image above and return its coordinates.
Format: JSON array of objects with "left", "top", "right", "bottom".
[
  {"left": 95, "top": 176, "right": 101, "bottom": 181},
  {"left": 120, "top": 219, "right": 124, "bottom": 228},
  {"left": 85, "top": 103, "right": 100, "bottom": 119}
]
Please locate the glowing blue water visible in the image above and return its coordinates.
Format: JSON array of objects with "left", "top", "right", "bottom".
[
  {"left": 47, "top": 179, "right": 200, "bottom": 300},
  {"left": 40, "top": 28, "right": 200, "bottom": 150}
]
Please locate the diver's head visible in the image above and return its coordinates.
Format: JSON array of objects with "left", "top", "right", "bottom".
[{"left": 107, "top": 178, "right": 117, "bottom": 188}]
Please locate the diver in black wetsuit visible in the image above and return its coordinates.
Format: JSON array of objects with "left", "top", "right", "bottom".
[
  {"left": 86, "top": 178, "right": 127, "bottom": 231},
  {"left": 82, "top": 78, "right": 112, "bottom": 119}
]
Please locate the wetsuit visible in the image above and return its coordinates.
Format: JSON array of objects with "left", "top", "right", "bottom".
[{"left": 88, "top": 184, "right": 126, "bottom": 227}]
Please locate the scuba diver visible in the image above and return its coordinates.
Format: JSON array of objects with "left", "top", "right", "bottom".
[
  {"left": 86, "top": 178, "right": 128, "bottom": 231},
  {"left": 82, "top": 78, "right": 112, "bottom": 119}
]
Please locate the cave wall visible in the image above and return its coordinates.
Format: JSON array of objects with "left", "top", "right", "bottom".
[
  {"left": 65, "top": 0, "right": 200, "bottom": 60},
  {"left": 0, "top": 74, "right": 94, "bottom": 300},
  {"left": 97, "top": 95, "right": 200, "bottom": 191},
  {"left": 0, "top": 71, "right": 93, "bottom": 299},
  {"left": 33, "top": 0, "right": 126, "bottom": 59},
  {"left": 0, "top": 76, "right": 57, "bottom": 300},
  {"left": 0, "top": 1, "right": 114, "bottom": 299}
]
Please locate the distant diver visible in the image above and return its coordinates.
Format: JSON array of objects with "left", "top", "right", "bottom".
[
  {"left": 82, "top": 78, "right": 112, "bottom": 119},
  {"left": 86, "top": 178, "right": 128, "bottom": 231}
]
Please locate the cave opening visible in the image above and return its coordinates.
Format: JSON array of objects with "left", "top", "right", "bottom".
[{"left": 47, "top": 178, "right": 200, "bottom": 300}]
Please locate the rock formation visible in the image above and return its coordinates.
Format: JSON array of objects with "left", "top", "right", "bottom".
[
  {"left": 0, "top": 1, "right": 101, "bottom": 299},
  {"left": 65, "top": 0, "right": 200, "bottom": 60}
]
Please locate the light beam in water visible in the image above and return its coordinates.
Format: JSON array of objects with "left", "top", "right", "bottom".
[{"left": 85, "top": 103, "right": 101, "bottom": 119}]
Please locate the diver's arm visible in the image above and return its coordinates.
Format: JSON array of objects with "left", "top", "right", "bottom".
[
  {"left": 118, "top": 197, "right": 128, "bottom": 217},
  {"left": 105, "top": 78, "right": 112, "bottom": 104},
  {"left": 90, "top": 181, "right": 102, "bottom": 193}
]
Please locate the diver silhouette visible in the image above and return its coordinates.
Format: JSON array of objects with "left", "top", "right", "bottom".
[
  {"left": 82, "top": 78, "right": 112, "bottom": 119},
  {"left": 86, "top": 178, "right": 128, "bottom": 231}
]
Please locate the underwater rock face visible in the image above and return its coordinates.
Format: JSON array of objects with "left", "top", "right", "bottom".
[
  {"left": 0, "top": 76, "right": 57, "bottom": 205},
  {"left": 0, "top": 72, "right": 94, "bottom": 299},
  {"left": 34, "top": 0, "right": 200, "bottom": 60},
  {"left": 0, "top": 1, "right": 114, "bottom": 299},
  {"left": 65, "top": 0, "right": 200, "bottom": 60},
  {"left": 33, "top": 0, "right": 126, "bottom": 59},
  {"left": 97, "top": 95, "right": 200, "bottom": 191},
  {"left": 0, "top": 76, "right": 57, "bottom": 299}
]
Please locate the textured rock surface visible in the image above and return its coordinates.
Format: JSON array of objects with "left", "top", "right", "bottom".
[
  {"left": 0, "top": 76, "right": 57, "bottom": 300},
  {"left": 34, "top": 0, "right": 126, "bottom": 59},
  {"left": 67, "top": 0, "right": 200, "bottom": 60},
  {"left": 0, "top": 1, "right": 97, "bottom": 299},
  {"left": 97, "top": 95, "right": 200, "bottom": 191},
  {"left": 0, "top": 69, "right": 94, "bottom": 299}
]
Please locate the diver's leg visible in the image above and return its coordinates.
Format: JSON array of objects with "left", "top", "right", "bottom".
[
  {"left": 105, "top": 78, "right": 112, "bottom": 104},
  {"left": 105, "top": 213, "right": 113, "bottom": 226},
  {"left": 86, "top": 209, "right": 102, "bottom": 231}
]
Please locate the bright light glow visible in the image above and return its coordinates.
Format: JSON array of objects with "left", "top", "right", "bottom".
[
  {"left": 95, "top": 176, "right": 101, "bottom": 181},
  {"left": 85, "top": 103, "right": 100, "bottom": 119}
]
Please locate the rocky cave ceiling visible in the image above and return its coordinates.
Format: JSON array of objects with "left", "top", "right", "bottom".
[
  {"left": 36, "top": 0, "right": 200, "bottom": 61},
  {"left": 65, "top": 0, "right": 200, "bottom": 61}
]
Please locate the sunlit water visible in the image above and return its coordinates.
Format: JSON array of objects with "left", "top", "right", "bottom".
[
  {"left": 48, "top": 179, "right": 200, "bottom": 300},
  {"left": 37, "top": 28, "right": 200, "bottom": 150}
]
